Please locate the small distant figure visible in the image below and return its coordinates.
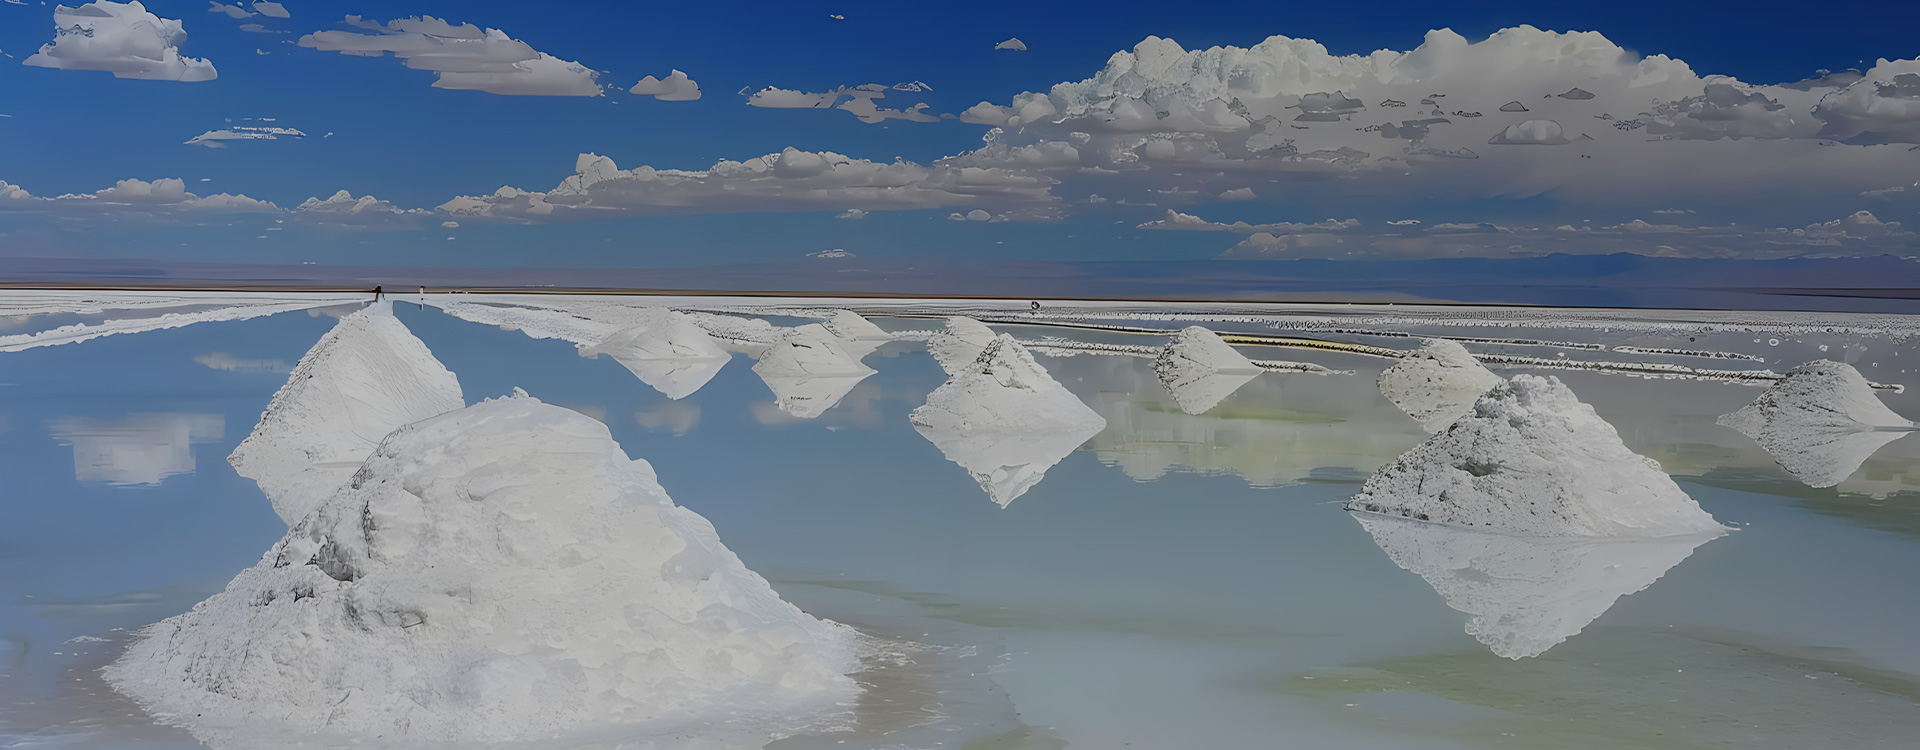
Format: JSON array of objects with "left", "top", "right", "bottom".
[
  {"left": 373, "top": 285, "right": 383, "bottom": 300},
  {"left": 1030, "top": 301, "right": 1041, "bottom": 310}
]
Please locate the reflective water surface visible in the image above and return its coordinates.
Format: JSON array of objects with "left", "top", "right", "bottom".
[{"left": 2, "top": 291, "right": 1917, "bottom": 749}]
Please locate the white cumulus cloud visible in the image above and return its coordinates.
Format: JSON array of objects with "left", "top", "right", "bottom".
[
  {"left": 25, "top": 1, "right": 217, "bottom": 82},
  {"left": 629, "top": 69, "right": 700, "bottom": 101},
  {"left": 995, "top": 38, "right": 1027, "bottom": 52}
]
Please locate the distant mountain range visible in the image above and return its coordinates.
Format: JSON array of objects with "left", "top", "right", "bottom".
[{"left": 3, "top": 254, "right": 1916, "bottom": 313}]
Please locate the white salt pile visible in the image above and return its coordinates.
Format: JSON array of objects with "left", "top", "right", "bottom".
[
  {"left": 1152, "top": 326, "right": 1265, "bottom": 415},
  {"left": 910, "top": 335, "right": 1107, "bottom": 507},
  {"left": 820, "top": 310, "right": 892, "bottom": 359},
  {"left": 579, "top": 311, "right": 732, "bottom": 400},
  {"left": 1718, "top": 360, "right": 1917, "bottom": 488},
  {"left": 1353, "top": 513, "right": 1721, "bottom": 659},
  {"left": 109, "top": 394, "right": 862, "bottom": 746},
  {"left": 228, "top": 301, "right": 464, "bottom": 524},
  {"left": 752, "top": 323, "right": 877, "bottom": 418},
  {"left": 927, "top": 316, "right": 998, "bottom": 375},
  {"left": 1376, "top": 339, "right": 1504, "bottom": 432},
  {"left": 1347, "top": 374, "right": 1725, "bottom": 537}
]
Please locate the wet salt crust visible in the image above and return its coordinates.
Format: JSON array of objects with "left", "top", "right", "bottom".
[
  {"left": 227, "top": 301, "right": 465, "bottom": 524},
  {"left": 1348, "top": 374, "right": 1724, "bottom": 537},
  {"left": 911, "top": 335, "right": 1107, "bottom": 506},
  {"left": 108, "top": 394, "right": 862, "bottom": 747}
]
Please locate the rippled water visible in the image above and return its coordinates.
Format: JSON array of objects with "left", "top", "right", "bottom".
[{"left": 2, "top": 292, "right": 1917, "bottom": 749}]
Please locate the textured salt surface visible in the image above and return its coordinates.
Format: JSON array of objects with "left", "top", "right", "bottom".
[
  {"left": 927, "top": 316, "right": 998, "bottom": 375},
  {"left": 752, "top": 323, "right": 877, "bottom": 418},
  {"left": 1353, "top": 513, "right": 1721, "bottom": 658},
  {"left": 578, "top": 311, "right": 731, "bottom": 400},
  {"left": 0, "top": 297, "right": 362, "bottom": 353},
  {"left": 1376, "top": 339, "right": 1505, "bottom": 432},
  {"left": 109, "top": 394, "right": 862, "bottom": 746},
  {"left": 1152, "top": 326, "right": 1265, "bottom": 415},
  {"left": 910, "top": 335, "right": 1107, "bottom": 507},
  {"left": 1348, "top": 375, "right": 1724, "bottom": 537},
  {"left": 1719, "top": 360, "right": 1918, "bottom": 488},
  {"left": 819, "top": 310, "right": 892, "bottom": 359},
  {"left": 228, "top": 301, "right": 464, "bottom": 524}
]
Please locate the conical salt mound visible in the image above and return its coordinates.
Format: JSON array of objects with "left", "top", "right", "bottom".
[
  {"left": 1352, "top": 513, "right": 1721, "bottom": 659},
  {"left": 928, "top": 316, "right": 997, "bottom": 375},
  {"left": 819, "top": 310, "right": 891, "bottom": 359},
  {"left": 1347, "top": 374, "right": 1724, "bottom": 537},
  {"left": 580, "top": 312, "right": 731, "bottom": 400},
  {"left": 109, "top": 395, "right": 861, "bottom": 746},
  {"left": 1377, "top": 339, "right": 1504, "bottom": 432},
  {"left": 229, "top": 301, "right": 464, "bottom": 524},
  {"left": 752, "top": 323, "right": 876, "bottom": 418},
  {"left": 910, "top": 335, "right": 1107, "bottom": 507},
  {"left": 1153, "top": 326, "right": 1265, "bottom": 415},
  {"left": 1718, "top": 360, "right": 1917, "bottom": 488}
]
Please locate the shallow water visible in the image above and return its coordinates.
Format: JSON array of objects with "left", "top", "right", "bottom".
[{"left": 2, "top": 293, "right": 1917, "bottom": 748}]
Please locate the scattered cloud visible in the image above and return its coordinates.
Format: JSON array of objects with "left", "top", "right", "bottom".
[
  {"left": 300, "top": 15, "right": 602, "bottom": 96},
  {"left": 25, "top": 1, "right": 217, "bottom": 82},
  {"left": 184, "top": 121, "right": 306, "bottom": 147},
  {"left": 250, "top": 1, "right": 287, "bottom": 19},
  {"left": 293, "top": 190, "right": 431, "bottom": 228},
  {"left": 1215, "top": 209, "right": 1917, "bottom": 259},
  {"left": 629, "top": 69, "right": 700, "bottom": 101},
  {"left": 807, "top": 248, "right": 856, "bottom": 259},
  {"left": 207, "top": 1, "right": 251, "bottom": 20},
  {"left": 835, "top": 208, "right": 868, "bottom": 220},
  {"left": 995, "top": 38, "right": 1027, "bottom": 52},
  {"left": 1218, "top": 187, "right": 1257, "bottom": 201},
  {"left": 438, "top": 149, "right": 1058, "bottom": 221},
  {"left": 1136, "top": 209, "right": 1357, "bottom": 233},
  {"left": 194, "top": 352, "right": 290, "bottom": 374},
  {"left": 746, "top": 82, "right": 944, "bottom": 124}
]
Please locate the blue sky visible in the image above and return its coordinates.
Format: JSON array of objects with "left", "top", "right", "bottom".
[{"left": 2, "top": 0, "right": 1919, "bottom": 267}]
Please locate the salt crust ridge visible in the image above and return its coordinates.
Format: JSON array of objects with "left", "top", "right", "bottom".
[
  {"left": 1152, "top": 326, "right": 1265, "bottom": 415},
  {"left": 911, "top": 335, "right": 1107, "bottom": 506},
  {"left": 927, "top": 316, "right": 998, "bottom": 375},
  {"left": 1718, "top": 359, "right": 1918, "bottom": 488},
  {"left": 110, "top": 394, "right": 862, "bottom": 746},
  {"left": 1348, "top": 374, "right": 1724, "bottom": 537},
  {"left": 1354, "top": 513, "right": 1721, "bottom": 659},
  {"left": 579, "top": 311, "right": 732, "bottom": 400},
  {"left": 1376, "top": 339, "right": 1505, "bottom": 432},
  {"left": 752, "top": 323, "right": 877, "bottom": 418},
  {"left": 228, "top": 301, "right": 464, "bottom": 524}
]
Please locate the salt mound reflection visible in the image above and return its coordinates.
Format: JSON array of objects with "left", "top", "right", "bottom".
[
  {"left": 911, "top": 335, "right": 1106, "bottom": 507},
  {"left": 1352, "top": 512, "right": 1721, "bottom": 658},
  {"left": 1719, "top": 360, "right": 1918, "bottom": 488}
]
